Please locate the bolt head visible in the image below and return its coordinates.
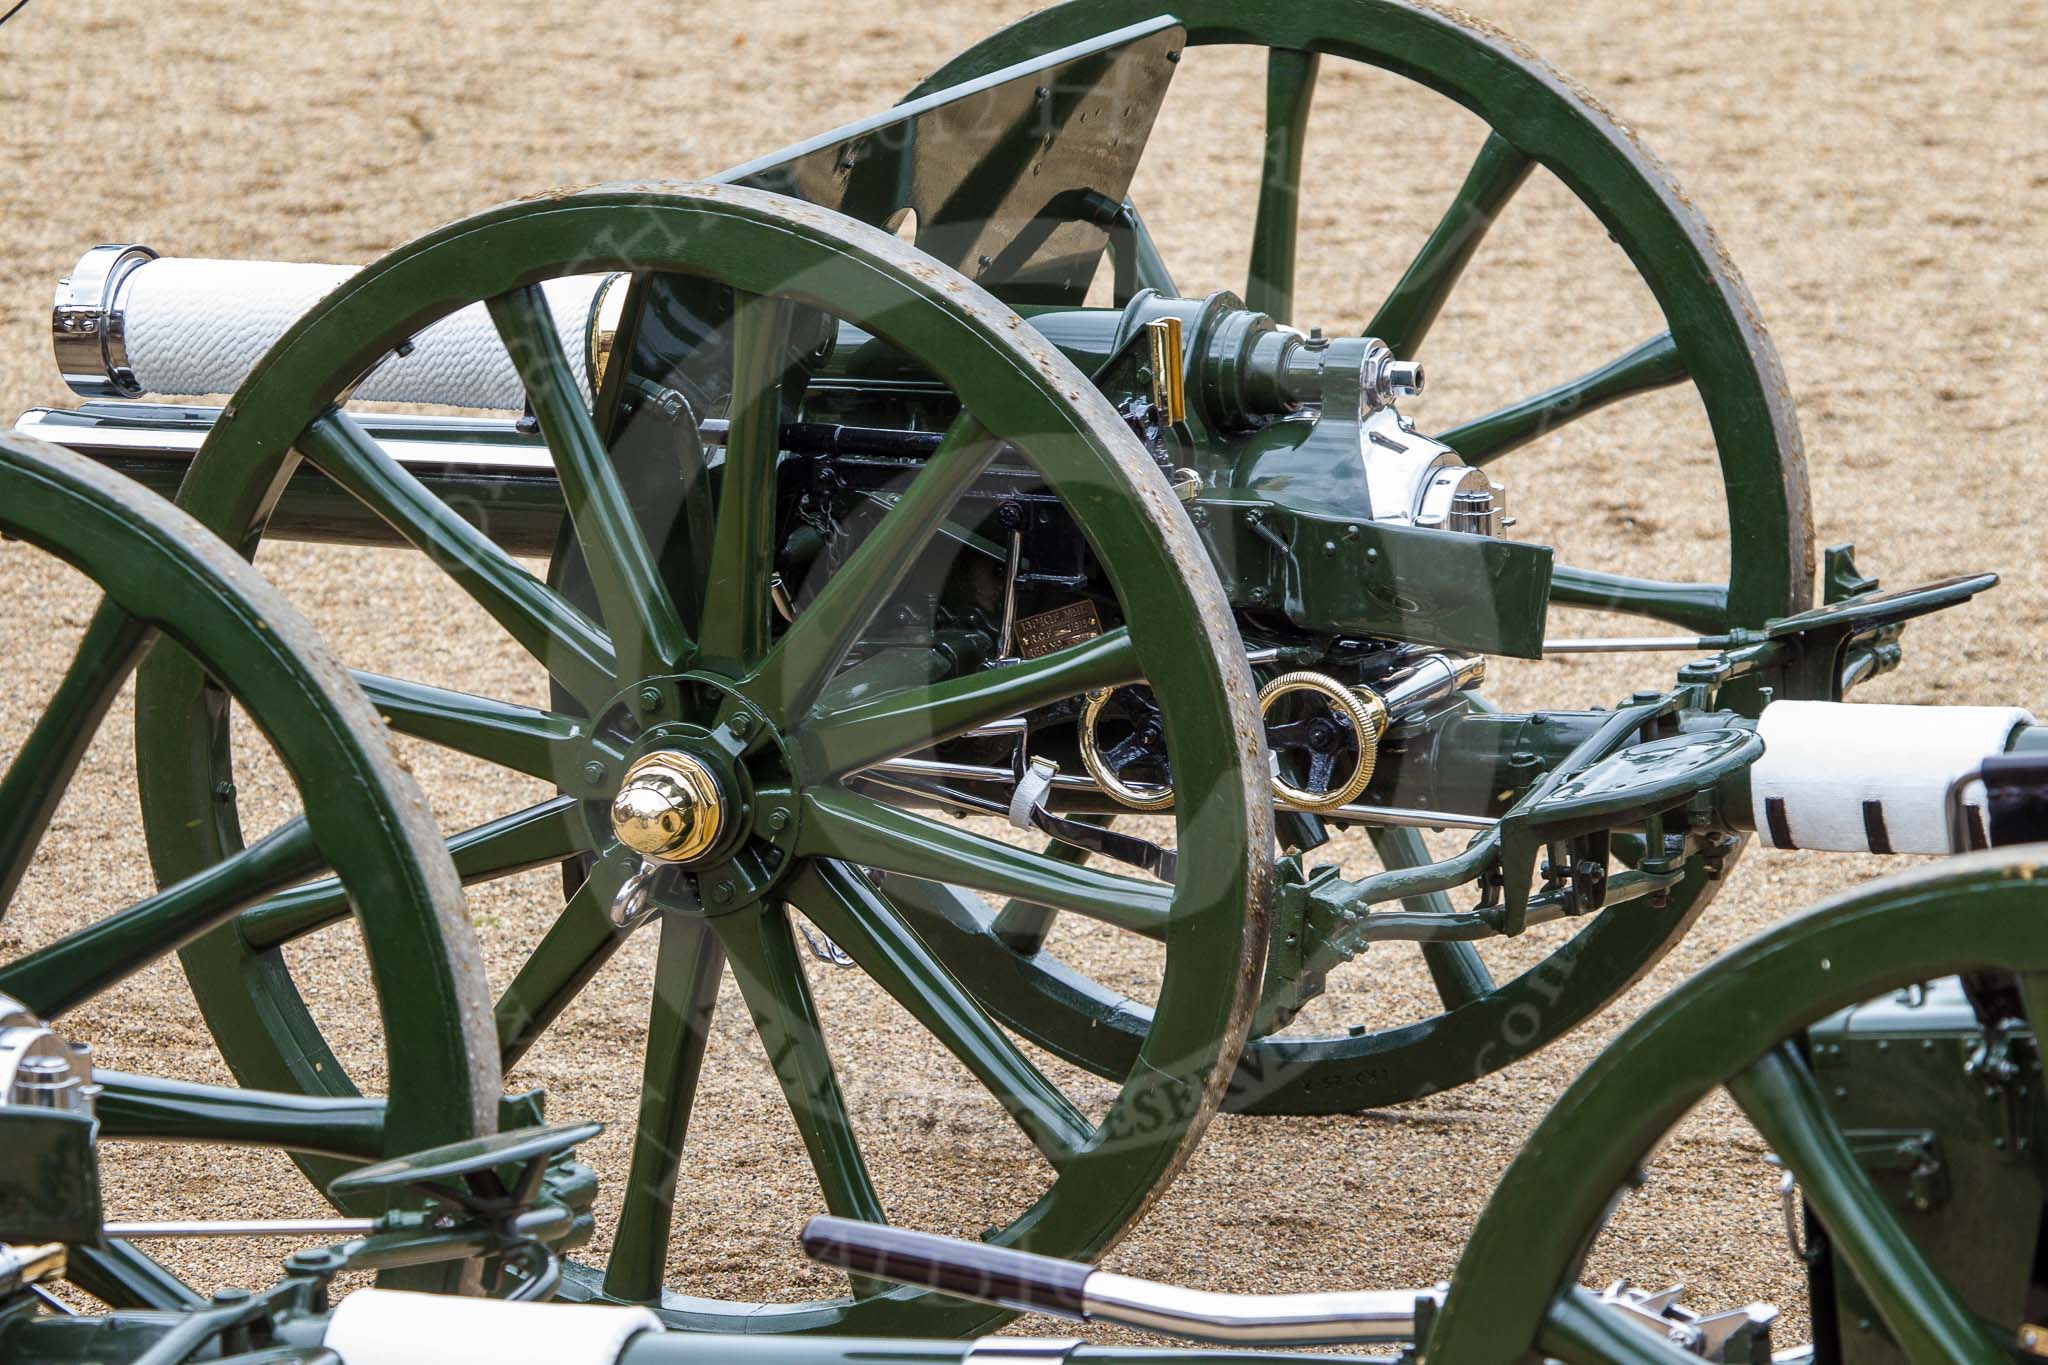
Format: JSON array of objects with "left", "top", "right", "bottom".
[
  {"left": 768, "top": 808, "right": 791, "bottom": 832},
  {"left": 637, "top": 686, "right": 663, "bottom": 713},
  {"left": 582, "top": 760, "right": 608, "bottom": 786},
  {"left": 713, "top": 881, "right": 735, "bottom": 903}
]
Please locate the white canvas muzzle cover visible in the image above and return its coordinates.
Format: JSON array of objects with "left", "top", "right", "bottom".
[
  {"left": 1749, "top": 700, "right": 2034, "bottom": 854},
  {"left": 117, "top": 257, "right": 610, "bottom": 409},
  {"left": 323, "top": 1288, "right": 661, "bottom": 1365}
]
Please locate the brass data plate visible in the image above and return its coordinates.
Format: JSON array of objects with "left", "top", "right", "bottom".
[{"left": 1014, "top": 600, "right": 1102, "bottom": 659}]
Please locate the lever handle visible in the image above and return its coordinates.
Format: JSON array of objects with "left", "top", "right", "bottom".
[{"left": 800, "top": 1217, "right": 1092, "bottom": 1318}]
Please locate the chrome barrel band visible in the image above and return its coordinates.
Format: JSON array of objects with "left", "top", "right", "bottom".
[{"left": 52, "top": 244, "right": 158, "bottom": 399}]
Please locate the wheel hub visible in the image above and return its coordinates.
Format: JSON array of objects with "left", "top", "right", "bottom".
[
  {"left": 583, "top": 675, "right": 805, "bottom": 912},
  {"left": 610, "top": 750, "right": 726, "bottom": 865}
]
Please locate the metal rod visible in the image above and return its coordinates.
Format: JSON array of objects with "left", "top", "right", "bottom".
[
  {"left": 103, "top": 1217, "right": 375, "bottom": 1239},
  {"left": 1355, "top": 865, "right": 1677, "bottom": 943},
  {"left": 996, "top": 529, "right": 1023, "bottom": 659},
  {"left": 1315, "top": 802, "right": 1497, "bottom": 831},
  {"left": 1541, "top": 635, "right": 1727, "bottom": 654},
  {"left": 1082, "top": 1272, "right": 1433, "bottom": 1345},
  {"left": 869, "top": 757, "right": 1498, "bottom": 829},
  {"left": 958, "top": 717, "right": 1027, "bottom": 739},
  {"left": 875, "top": 756, "right": 1093, "bottom": 791},
  {"left": 17, "top": 407, "right": 553, "bottom": 472}
]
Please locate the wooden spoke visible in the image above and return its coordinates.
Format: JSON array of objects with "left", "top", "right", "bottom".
[
  {"left": 1440, "top": 331, "right": 1687, "bottom": 467},
  {"left": 796, "top": 627, "right": 1138, "bottom": 781},
  {"left": 1727, "top": 1044, "right": 2008, "bottom": 1365},
  {"left": 603, "top": 913, "right": 727, "bottom": 1303},
  {"left": 489, "top": 285, "right": 690, "bottom": 680},
  {"left": 1246, "top": 48, "right": 1321, "bottom": 324},
  {"left": 789, "top": 860, "right": 1093, "bottom": 1167},
  {"left": 1421, "top": 941, "right": 1495, "bottom": 1010},
  {"left": 749, "top": 410, "right": 994, "bottom": 726},
  {"left": 697, "top": 292, "right": 796, "bottom": 671},
  {"left": 1548, "top": 566, "right": 1729, "bottom": 637},
  {"left": 66, "top": 1241, "right": 203, "bottom": 1311},
  {"left": 240, "top": 798, "right": 585, "bottom": 950},
  {"left": 96, "top": 1070, "right": 385, "bottom": 1162},
  {"left": 797, "top": 788, "right": 1171, "bottom": 938},
  {"left": 713, "top": 903, "right": 887, "bottom": 1234},
  {"left": 495, "top": 854, "right": 641, "bottom": 1073},
  {"left": 1368, "top": 132, "right": 1535, "bottom": 357},
  {"left": 1369, "top": 830, "right": 1496, "bottom": 1010},
  {"left": 0, "top": 817, "right": 322, "bottom": 1019},
  {"left": 0, "top": 603, "right": 148, "bottom": 912},
  {"left": 299, "top": 410, "right": 615, "bottom": 704},
  {"left": 989, "top": 822, "right": 1109, "bottom": 956},
  {"left": 351, "top": 671, "right": 588, "bottom": 783}
]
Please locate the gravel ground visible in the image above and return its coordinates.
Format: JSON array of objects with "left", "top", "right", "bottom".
[{"left": 1, "top": 0, "right": 2043, "bottom": 1351}]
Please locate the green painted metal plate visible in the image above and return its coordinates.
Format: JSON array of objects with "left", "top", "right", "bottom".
[
  {"left": 0, "top": 1111, "right": 101, "bottom": 1245},
  {"left": 1526, "top": 728, "right": 1761, "bottom": 834},
  {"left": 329, "top": 1122, "right": 603, "bottom": 1199}
]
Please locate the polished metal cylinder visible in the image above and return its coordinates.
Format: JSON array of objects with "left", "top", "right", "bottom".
[{"left": 1081, "top": 1271, "right": 1433, "bottom": 1345}]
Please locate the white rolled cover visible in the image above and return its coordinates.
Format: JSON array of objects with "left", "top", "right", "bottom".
[
  {"left": 1749, "top": 700, "right": 2034, "bottom": 854},
  {"left": 324, "top": 1289, "right": 661, "bottom": 1365},
  {"left": 120, "top": 257, "right": 612, "bottom": 409}
]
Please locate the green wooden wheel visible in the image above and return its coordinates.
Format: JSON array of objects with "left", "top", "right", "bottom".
[
  {"left": 901, "top": 0, "right": 1811, "bottom": 1115},
  {"left": 910, "top": 0, "right": 1811, "bottom": 631},
  {"left": 136, "top": 184, "right": 1272, "bottom": 1334},
  {"left": 0, "top": 430, "right": 498, "bottom": 1304},
  {"left": 1431, "top": 850, "right": 2048, "bottom": 1363}
]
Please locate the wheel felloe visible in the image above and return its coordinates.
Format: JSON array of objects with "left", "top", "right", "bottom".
[{"left": 148, "top": 183, "right": 1268, "bottom": 1334}]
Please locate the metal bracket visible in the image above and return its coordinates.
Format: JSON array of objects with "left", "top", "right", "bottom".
[
  {"left": 1008, "top": 758, "right": 1177, "bottom": 882},
  {"left": 1597, "top": 1280, "right": 1778, "bottom": 1360},
  {"left": 796, "top": 919, "right": 856, "bottom": 968},
  {"left": 1965, "top": 1026, "right": 2038, "bottom": 1161},
  {"left": 1844, "top": 1129, "right": 1950, "bottom": 1211}
]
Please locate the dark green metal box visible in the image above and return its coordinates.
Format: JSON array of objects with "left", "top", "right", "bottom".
[{"left": 1809, "top": 976, "right": 2044, "bottom": 1360}]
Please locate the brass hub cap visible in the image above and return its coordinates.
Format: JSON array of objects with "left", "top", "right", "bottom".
[{"left": 610, "top": 750, "right": 726, "bottom": 865}]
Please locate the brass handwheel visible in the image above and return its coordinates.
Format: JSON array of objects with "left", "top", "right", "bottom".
[
  {"left": 1258, "top": 671, "right": 1386, "bottom": 813},
  {"left": 1079, "top": 685, "right": 1177, "bottom": 811}
]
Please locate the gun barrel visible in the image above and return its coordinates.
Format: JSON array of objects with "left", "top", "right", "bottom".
[{"left": 53, "top": 245, "right": 616, "bottom": 409}]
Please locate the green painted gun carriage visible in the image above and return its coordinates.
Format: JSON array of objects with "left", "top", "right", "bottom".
[
  {"left": 0, "top": 446, "right": 2040, "bottom": 1362},
  {"left": 4, "top": 1, "right": 2047, "bottom": 1359}
]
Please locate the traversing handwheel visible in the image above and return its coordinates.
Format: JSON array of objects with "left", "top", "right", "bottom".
[
  {"left": 0, "top": 430, "right": 498, "bottom": 1304},
  {"left": 139, "top": 183, "right": 1272, "bottom": 1333}
]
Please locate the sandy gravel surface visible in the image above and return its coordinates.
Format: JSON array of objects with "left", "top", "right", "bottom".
[{"left": 1, "top": 0, "right": 2043, "bottom": 1350}]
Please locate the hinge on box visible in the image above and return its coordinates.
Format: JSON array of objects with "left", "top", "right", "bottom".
[
  {"left": 1966, "top": 1024, "right": 2038, "bottom": 1160},
  {"left": 1844, "top": 1129, "right": 1949, "bottom": 1212}
]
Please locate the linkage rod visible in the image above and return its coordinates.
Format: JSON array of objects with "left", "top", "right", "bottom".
[
  {"left": 1542, "top": 635, "right": 1731, "bottom": 654},
  {"left": 103, "top": 1217, "right": 375, "bottom": 1239}
]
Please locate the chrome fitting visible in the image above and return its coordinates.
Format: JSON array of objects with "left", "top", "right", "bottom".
[
  {"left": 1373, "top": 652, "right": 1486, "bottom": 717},
  {"left": 53, "top": 244, "right": 158, "bottom": 398},
  {"left": 0, "top": 1000, "right": 99, "bottom": 1119},
  {"left": 1381, "top": 357, "right": 1425, "bottom": 398},
  {"left": 1415, "top": 464, "right": 1508, "bottom": 537}
]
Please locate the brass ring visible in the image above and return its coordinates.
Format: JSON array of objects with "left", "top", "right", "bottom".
[
  {"left": 1258, "top": 671, "right": 1387, "bottom": 813},
  {"left": 1079, "top": 688, "right": 1175, "bottom": 811},
  {"left": 585, "top": 271, "right": 631, "bottom": 397}
]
